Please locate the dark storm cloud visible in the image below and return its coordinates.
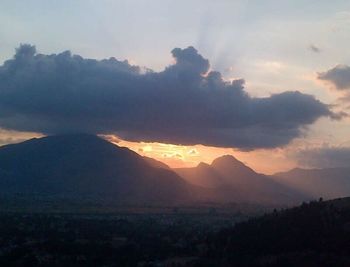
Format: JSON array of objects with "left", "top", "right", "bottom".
[
  {"left": 318, "top": 64, "right": 350, "bottom": 90},
  {"left": 0, "top": 44, "right": 340, "bottom": 149},
  {"left": 294, "top": 146, "right": 350, "bottom": 169}
]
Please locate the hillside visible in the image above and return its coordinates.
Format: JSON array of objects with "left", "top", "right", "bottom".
[{"left": 202, "top": 196, "right": 350, "bottom": 266}]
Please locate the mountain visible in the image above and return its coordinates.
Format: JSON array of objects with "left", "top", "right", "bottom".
[
  {"left": 143, "top": 156, "right": 171, "bottom": 170},
  {"left": 175, "top": 155, "right": 307, "bottom": 205},
  {"left": 175, "top": 162, "right": 225, "bottom": 188},
  {"left": 273, "top": 167, "right": 350, "bottom": 200},
  {"left": 0, "top": 134, "right": 193, "bottom": 204},
  {"left": 0, "top": 135, "right": 312, "bottom": 206}
]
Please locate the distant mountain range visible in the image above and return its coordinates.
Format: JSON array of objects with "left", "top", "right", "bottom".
[
  {"left": 175, "top": 155, "right": 306, "bottom": 205},
  {"left": 273, "top": 167, "right": 350, "bottom": 200},
  {"left": 0, "top": 134, "right": 349, "bottom": 206},
  {"left": 175, "top": 155, "right": 350, "bottom": 202}
]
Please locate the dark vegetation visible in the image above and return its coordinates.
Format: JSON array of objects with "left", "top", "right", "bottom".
[
  {"left": 0, "top": 209, "right": 245, "bottom": 267},
  {"left": 1, "top": 198, "right": 350, "bottom": 266},
  {"left": 202, "top": 197, "right": 350, "bottom": 266}
]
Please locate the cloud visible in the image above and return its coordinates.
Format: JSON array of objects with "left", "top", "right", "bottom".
[
  {"left": 188, "top": 149, "right": 199, "bottom": 155},
  {"left": 0, "top": 136, "right": 19, "bottom": 146},
  {"left": 0, "top": 128, "right": 41, "bottom": 146},
  {"left": 293, "top": 146, "right": 350, "bottom": 169},
  {"left": 0, "top": 44, "right": 340, "bottom": 150},
  {"left": 309, "top": 44, "right": 321, "bottom": 53},
  {"left": 318, "top": 64, "right": 350, "bottom": 90}
]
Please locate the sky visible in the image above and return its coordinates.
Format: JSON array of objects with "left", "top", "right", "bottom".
[{"left": 1, "top": 0, "right": 350, "bottom": 174}]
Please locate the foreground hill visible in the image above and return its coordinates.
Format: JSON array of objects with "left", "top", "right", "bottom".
[
  {"left": 0, "top": 134, "right": 192, "bottom": 204},
  {"left": 273, "top": 167, "right": 350, "bottom": 200},
  {"left": 203, "top": 196, "right": 350, "bottom": 266},
  {"left": 175, "top": 155, "right": 306, "bottom": 205}
]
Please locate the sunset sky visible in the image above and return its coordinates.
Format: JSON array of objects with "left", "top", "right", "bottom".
[{"left": 1, "top": 0, "right": 350, "bottom": 174}]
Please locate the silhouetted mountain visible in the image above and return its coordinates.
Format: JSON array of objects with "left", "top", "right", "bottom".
[
  {"left": 212, "top": 155, "right": 261, "bottom": 178},
  {"left": 0, "top": 134, "right": 192, "bottom": 204},
  {"left": 143, "top": 156, "right": 171, "bottom": 170},
  {"left": 273, "top": 167, "right": 350, "bottom": 200},
  {"left": 203, "top": 196, "right": 350, "bottom": 266},
  {"left": 175, "top": 162, "right": 225, "bottom": 188},
  {"left": 175, "top": 155, "right": 306, "bottom": 205}
]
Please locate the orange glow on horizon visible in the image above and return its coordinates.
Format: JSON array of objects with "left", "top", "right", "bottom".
[{"left": 102, "top": 135, "right": 296, "bottom": 174}]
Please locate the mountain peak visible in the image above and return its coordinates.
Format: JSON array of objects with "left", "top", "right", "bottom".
[
  {"left": 211, "top": 155, "right": 243, "bottom": 166},
  {"left": 210, "top": 154, "right": 258, "bottom": 178},
  {"left": 9, "top": 133, "right": 126, "bottom": 158}
]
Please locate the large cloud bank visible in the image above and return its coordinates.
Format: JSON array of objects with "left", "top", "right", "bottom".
[{"left": 0, "top": 44, "right": 339, "bottom": 149}]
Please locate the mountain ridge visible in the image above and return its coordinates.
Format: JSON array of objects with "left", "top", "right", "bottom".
[
  {"left": 175, "top": 154, "right": 306, "bottom": 205},
  {"left": 0, "top": 135, "right": 323, "bottom": 206},
  {"left": 0, "top": 134, "right": 193, "bottom": 204}
]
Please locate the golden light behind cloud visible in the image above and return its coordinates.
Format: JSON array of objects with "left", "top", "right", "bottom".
[
  {"left": 0, "top": 129, "right": 43, "bottom": 146},
  {"left": 102, "top": 134, "right": 297, "bottom": 174}
]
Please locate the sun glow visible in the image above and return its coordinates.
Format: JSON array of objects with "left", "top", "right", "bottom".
[{"left": 101, "top": 135, "right": 296, "bottom": 173}]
